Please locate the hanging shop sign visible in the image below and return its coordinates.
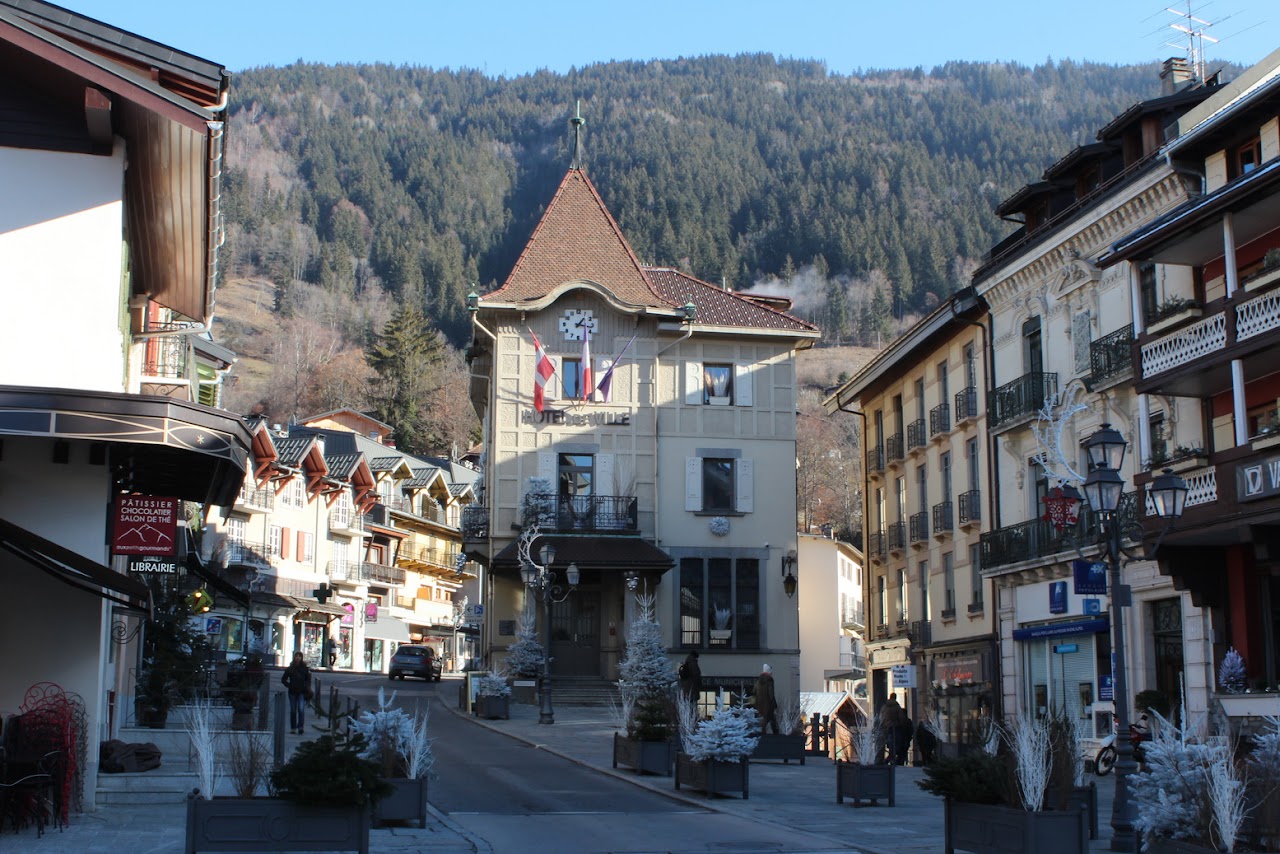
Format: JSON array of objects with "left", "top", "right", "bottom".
[
  {"left": 365, "top": 603, "right": 378, "bottom": 623},
  {"left": 1049, "top": 580, "right": 1068, "bottom": 614},
  {"left": 128, "top": 556, "right": 181, "bottom": 575},
  {"left": 112, "top": 495, "right": 178, "bottom": 556},
  {"left": 1073, "top": 560, "right": 1107, "bottom": 595},
  {"left": 1238, "top": 455, "right": 1280, "bottom": 502}
]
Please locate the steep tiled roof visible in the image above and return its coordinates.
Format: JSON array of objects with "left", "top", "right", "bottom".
[
  {"left": 485, "top": 169, "right": 662, "bottom": 307},
  {"left": 324, "top": 453, "right": 363, "bottom": 480},
  {"left": 406, "top": 467, "right": 443, "bottom": 489},
  {"left": 448, "top": 483, "right": 473, "bottom": 496},
  {"left": 645, "top": 268, "right": 818, "bottom": 333},
  {"left": 367, "top": 456, "right": 404, "bottom": 472},
  {"left": 274, "top": 437, "right": 314, "bottom": 467}
]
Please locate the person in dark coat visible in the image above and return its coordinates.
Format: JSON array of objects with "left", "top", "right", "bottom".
[
  {"left": 754, "top": 663, "right": 779, "bottom": 734},
  {"left": 878, "top": 693, "right": 904, "bottom": 763},
  {"left": 281, "top": 652, "right": 311, "bottom": 734},
  {"left": 896, "top": 713, "right": 914, "bottom": 765},
  {"left": 679, "top": 650, "right": 702, "bottom": 705},
  {"left": 915, "top": 718, "right": 939, "bottom": 765}
]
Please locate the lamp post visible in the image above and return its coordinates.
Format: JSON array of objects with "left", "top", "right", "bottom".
[
  {"left": 1078, "top": 423, "right": 1187, "bottom": 853},
  {"left": 520, "top": 541, "right": 579, "bottom": 725}
]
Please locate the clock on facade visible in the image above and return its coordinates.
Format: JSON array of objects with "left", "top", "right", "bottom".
[{"left": 558, "top": 309, "right": 597, "bottom": 340}]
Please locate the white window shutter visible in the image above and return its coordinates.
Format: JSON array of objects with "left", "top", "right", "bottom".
[
  {"left": 734, "top": 363, "right": 753, "bottom": 407},
  {"left": 595, "top": 453, "right": 614, "bottom": 495},
  {"left": 684, "top": 361, "right": 702, "bottom": 406},
  {"left": 537, "top": 452, "right": 556, "bottom": 485},
  {"left": 685, "top": 457, "right": 702, "bottom": 511},
  {"left": 546, "top": 357, "right": 561, "bottom": 401},
  {"left": 735, "top": 459, "right": 754, "bottom": 513}
]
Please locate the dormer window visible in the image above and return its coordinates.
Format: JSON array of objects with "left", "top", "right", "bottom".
[{"left": 1231, "top": 137, "right": 1262, "bottom": 180}]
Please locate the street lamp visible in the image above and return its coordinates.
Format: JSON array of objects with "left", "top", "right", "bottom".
[
  {"left": 1076, "top": 423, "right": 1187, "bottom": 853},
  {"left": 521, "top": 541, "right": 579, "bottom": 725}
]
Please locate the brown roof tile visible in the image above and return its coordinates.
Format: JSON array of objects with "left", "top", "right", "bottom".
[{"left": 645, "top": 268, "right": 818, "bottom": 333}]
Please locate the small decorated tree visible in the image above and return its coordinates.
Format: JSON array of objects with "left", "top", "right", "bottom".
[
  {"left": 505, "top": 601, "right": 545, "bottom": 679},
  {"left": 348, "top": 687, "right": 433, "bottom": 779},
  {"left": 1219, "top": 647, "right": 1247, "bottom": 694},
  {"left": 683, "top": 705, "right": 761, "bottom": 762},
  {"left": 618, "top": 593, "right": 678, "bottom": 741}
]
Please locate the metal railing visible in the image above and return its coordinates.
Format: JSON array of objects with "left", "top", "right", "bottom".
[
  {"left": 980, "top": 492, "right": 1138, "bottom": 571},
  {"left": 907, "top": 419, "right": 927, "bottom": 451},
  {"left": 225, "top": 540, "right": 273, "bottom": 567},
  {"left": 461, "top": 505, "right": 488, "bottom": 539},
  {"left": 1088, "top": 327, "right": 1134, "bottom": 386},
  {"left": 887, "top": 521, "right": 906, "bottom": 551},
  {"left": 908, "top": 619, "right": 932, "bottom": 647},
  {"left": 989, "top": 372, "right": 1057, "bottom": 429},
  {"left": 141, "top": 322, "right": 192, "bottom": 378},
  {"left": 866, "top": 446, "right": 885, "bottom": 475},
  {"left": 387, "top": 496, "right": 449, "bottom": 525},
  {"left": 236, "top": 485, "right": 275, "bottom": 511},
  {"left": 933, "top": 501, "right": 954, "bottom": 534},
  {"left": 909, "top": 511, "right": 929, "bottom": 543},
  {"left": 841, "top": 603, "right": 866, "bottom": 629},
  {"left": 839, "top": 652, "right": 868, "bottom": 673},
  {"left": 327, "top": 559, "right": 356, "bottom": 582},
  {"left": 930, "top": 403, "right": 951, "bottom": 437},
  {"left": 525, "top": 494, "right": 639, "bottom": 532},
  {"left": 361, "top": 560, "right": 406, "bottom": 585},
  {"left": 955, "top": 387, "right": 979, "bottom": 422},
  {"left": 867, "top": 531, "right": 886, "bottom": 561},
  {"left": 959, "top": 489, "right": 981, "bottom": 525},
  {"left": 886, "top": 433, "right": 905, "bottom": 463}
]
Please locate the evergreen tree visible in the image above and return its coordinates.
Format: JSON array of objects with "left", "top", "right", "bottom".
[
  {"left": 618, "top": 592, "right": 678, "bottom": 740},
  {"left": 366, "top": 305, "right": 446, "bottom": 454}
]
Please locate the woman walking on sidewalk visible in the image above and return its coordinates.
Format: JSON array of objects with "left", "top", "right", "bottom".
[{"left": 281, "top": 652, "right": 311, "bottom": 734}]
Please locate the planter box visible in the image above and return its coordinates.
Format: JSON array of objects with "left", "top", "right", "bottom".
[
  {"left": 510, "top": 681, "right": 537, "bottom": 705},
  {"left": 944, "top": 798, "right": 1086, "bottom": 854},
  {"left": 1244, "top": 266, "right": 1280, "bottom": 294},
  {"left": 374, "top": 776, "right": 428, "bottom": 828},
  {"left": 476, "top": 695, "right": 510, "bottom": 720},
  {"left": 674, "top": 752, "right": 749, "bottom": 798},
  {"left": 1147, "top": 307, "right": 1203, "bottom": 335},
  {"left": 612, "top": 733, "right": 675, "bottom": 776},
  {"left": 1045, "top": 782, "right": 1097, "bottom": 840},
  {"left": 1252, "top": 433, "right": 1280, "bottom": 451},
  {"left": 1165, "top": 455, "right": 1209, "bottom": 474},
  {"left": 185, "top": 793, "right": 370, "bottom": 854},
  {"left": 835, "top": 761, "right": 895, "bottom": 806},
  {"left": 1144, "top": 839, "right": 1217, "bottom": 854},
  {"left": 751, "top": 733, "right": 806, "bottom": 765},
  {"left": 1217, "top": 692, "right": 1280, "bottom": 717}
]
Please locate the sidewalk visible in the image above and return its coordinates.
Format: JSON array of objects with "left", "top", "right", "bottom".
[{"left": 454, "top": 697, "right": 1122, "bottom": 854}]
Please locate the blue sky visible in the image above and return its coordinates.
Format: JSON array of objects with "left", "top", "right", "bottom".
[{"left": 58, "top": 0, "right": 1272, "bottom": 75}]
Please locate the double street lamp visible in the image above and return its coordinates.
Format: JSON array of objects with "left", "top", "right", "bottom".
[
  {"left": 520, "top": 541, "right": 579, "bottom": 725},
  {"left": 1075, "top": 423, "right": 1187, "bottom": 853}
]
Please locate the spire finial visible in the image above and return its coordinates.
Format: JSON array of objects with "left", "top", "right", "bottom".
[{"left": 569, "top": 99, "right": 586, "bottom": 169}]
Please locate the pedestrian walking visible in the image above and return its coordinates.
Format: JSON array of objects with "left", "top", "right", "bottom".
[
  {"left": 678, "top": 649, "right": 702, "bottom": 705},
  {"left": 915, "top": 718, "right": 938, "bottom": 765},
  {"left": 281, "top": 652, "right": 311, "bottom": 734},
  {"left": 896, "top": 712, "right": 914, "bottom": 765},
  {"left": 878, "top": 693, "right": 904, "bottom": 764},
  {"left": 754, "top": 663, "right": 779, "bottom": 734}
]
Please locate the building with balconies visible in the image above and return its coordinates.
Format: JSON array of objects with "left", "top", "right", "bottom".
[
  {"left": 797, "top": 533, "right": 867, "bottom": 702},
  {"left": 973, "top": 62, "right": 1224, "bottom": 730},
  {"left": 1099, "top": 49, "right": 1280, "bottom": 703},
  {"left": 465, "top": 131, "right": 817, "bottom": 697},
  {"left": 825, "top": 289, "right": 996, "bottom": 753}
]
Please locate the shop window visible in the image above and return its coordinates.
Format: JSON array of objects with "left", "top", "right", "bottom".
[{"left": 679, "top": 556, "right": 760, "bottom": 649}]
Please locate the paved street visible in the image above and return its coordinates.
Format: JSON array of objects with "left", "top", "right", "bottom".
[{"left": 3, "top": 676, "right": 1124, "bottom": 853}]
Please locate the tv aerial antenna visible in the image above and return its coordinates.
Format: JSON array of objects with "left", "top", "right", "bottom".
[{"left": 1162, "top": 1, "right": 1220, "bottom": 83}]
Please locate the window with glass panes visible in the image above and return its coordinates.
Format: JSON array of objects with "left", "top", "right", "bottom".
[
  {"left": 970, "top": 543, "right": 983, "bottom": 605},
  {"left": 678, "top": 556, "right": 760, "bottom": 649},
  {"left": 943, "top": 552, "right": 954, "bottom": 612}
]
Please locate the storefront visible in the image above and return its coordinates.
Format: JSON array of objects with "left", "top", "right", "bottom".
[
  {"left": 1013, "top": 617, "right": 1111, "bottom": 736},
  {"left": 364, "top": 610, "right": 411, "bottom": 674},
  {"left": 924, "top": 638, "right": 997, "bottom": 755}
]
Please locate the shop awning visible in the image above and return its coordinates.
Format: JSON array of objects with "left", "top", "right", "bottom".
[
  {"left": 1012, "top": 618, "right": 1108, "bottom": 641},
  {"left": 0, "top": 517, "right": 151, "bottom": 614},
  {"left": 288, "top": 596, "right": 347, "bottom": 619},
  {"left": 491, "top": 535, "right": 673, "bottom": 572},
  {"left": 364, "top": 616, "right": 410, "bottom": 643}
]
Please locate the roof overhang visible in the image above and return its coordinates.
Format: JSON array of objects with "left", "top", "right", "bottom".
[
  {"left": 477, "top": 279, "right": 680, "bottom": 319},
  {"left": 491, "top": 535, "right": 673, "bottom": 573},
  {"left": 0, "top": 385, "right": 251, "bottom": 506},
  {"left": 0, "top": 516, "right": 151, "bottom": 614}
]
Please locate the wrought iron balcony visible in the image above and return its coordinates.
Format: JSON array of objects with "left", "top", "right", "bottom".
[
  {"left": 867, "top": 530, "right": 886, "bottom": 562},
  {"left": 980, "top": 492, "right": 1138, "bottom": 572},
  {"left": 361, "top": 560, "right": 406, "bottom": 586},
  {"left": 224, "top": 540, "right": 273, "bottom": 567},
  {"left": 887, "top": 521, "right": 906, "bottom": 552},
  {"left": 909, "top": 512, "right": 929, "bottom": 543},
  {"left": 930, "top": 403, "right": 951, "bottom": 437},
  {"left": 955, "top": 387, "right": 979, "bottom": 423},
  {"left": 968, "top": 600, "right": 985, "bottom": 615},
  {"left": 932, "top": 501, "right": 953, "bottom": 535},
  {"left": 141, "top": 322, "right": 193, "bottom": 379},
  {"left": 525, "top": 494, "right": 639, "bottom": 533},
  {"left": 841, "top": 603, "right": 866, "bottom": 630},
  {"left": 886, "top": 433, "right": 905, "bottom": 464},
  {"left": 839, "top": 652, "right": 868, "bottom": 674},
  {"left": 461, "top": 505, "right": 488, "bottom": 539},
  {"left": 1088, "top": 327, "right": 1134, "bottom": 388},
  {"left": 236, "top": 484, "right": 275, "bottom": 513},
  {"left": 908, "top": 619, "right": 932, "bottom": 647},
  {"left": 988, "top": 372, "right": 1058, "bottom": 430},
  {"left": 866, "top": 446, "right": 885, "bottom": 476},
  {"left": 958, "top": 489, "right": 981, "bottom": 526},
  {"left": 907, "top": 419, "right": 927, "bottom": 452}
]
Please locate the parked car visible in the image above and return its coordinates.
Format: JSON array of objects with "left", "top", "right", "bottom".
[{"left": 389, "top": 645, "right": 443, "bottom": 682}]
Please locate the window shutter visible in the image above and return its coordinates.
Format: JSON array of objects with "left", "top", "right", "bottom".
[
  {"left": 734, "top": 363, "right": 753, "bottom": 407},
  {"left": 546, "top": 357, "right": 561, "bottom": 401},
  {"left": 685, "top": 457, "right": 702, "bottom": 511},
  {"left": 296, "top": 531, "right": 305, "bottom": 561},
  {"left": 537, "top": 452, "right": 556, "bottom": 485},
  {"left": 281, "top": 527, "right": 292, "bottom": 559},
  {"left": 735, "top": 459, "right": 754, "bottom": 513},
  {"left": 684, "top": 361, "right": 702, "bottom": 406},
  {"left": 596, "top": 453, "right": 615, "bottom": 495}
]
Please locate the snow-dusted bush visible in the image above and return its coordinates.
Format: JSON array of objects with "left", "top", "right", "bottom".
[
  {"left": 617, "top": 593, "right": 678, "bottom": 740},
  {"left": 683, "top": 705, "right": 761, "bottom": 762},
  {"left": 520, "top": 476, "right": 555, "bottom": 528},
  {"left": 348, "top": 687, "right": 433, "bottom": 779},
  {"left": 1219, "top": 647, "right": 1247, "bottom": 694},
  {"left": 505, "top": 601, "right": 544, "bottom": 678},
  {"left": 475, "top": 672, "right": 512, "bottom": 698}
]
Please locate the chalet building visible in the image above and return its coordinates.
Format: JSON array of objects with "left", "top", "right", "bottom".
[
  {"left": 796, "top": 532, "right": 867, "bottom": 702},
  {"left": 824, "top": 290, "right": 997, "bottom": 754},
  {"left": 973, "top": 63, "right": 1224, "bottom": 733},
  {"left": 464, "top": 143, "right": 818, "bottom": 703},
  {"left": 1099, "top": 49, "right": 1280, "bottom": 706},
  {"left": 0, "top": 0, "right": 248, "bottom": 807}
]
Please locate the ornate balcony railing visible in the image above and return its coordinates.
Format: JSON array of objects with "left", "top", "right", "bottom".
[
  {"left": 1143, "top": 465, "right": 1217, "bottom": 515},
  {"left": 907, "top": 419, "right": 927, "bottom": 451},
  {"left": 866, "top": 446, "right": 885, "bottom": 476},
  {"left": 224, "top": 540, "right": 272, "bottom": 567},
  {"left": 1141, "top": 313, "right": 1226, "bottom": 378},
  {"left": 1088, "top": 327, "right": 1134, "bottom": 387},
  {"left": 908, "top": 619, "right": 932, "bottom": 647},
  {"left": 886, "top": 433, "right": 905, "bottom": 463},
  {"left": 887, "top": 521, "right": 906, "bottom": 552},
  {"left": 867, "top": 530, "right": 886, "bottom": 562},
  {"left": 909, "top": 512, "right": 929, "bottom": 543},
  {"left": 361, "top": 560, "right": 406, "bottom": 586},
  {"left": 141, "top": 321, "right": 193, "bottom": 378},
  {"left": 1237, "top": 287, "right": 1280, "bottom": 342},
  {"left": 236, "top": 485, "right": 275, "bottom": 512},
  {"left": 525, "top": 494, "right": 639, "bottom": 533},
  {"left": 958, "top": 489, "right": 981, "bottom": 525},
  {"left": 930, "top": 403, "right": 951, "bottom": 437},
  {"left": 955, "top": 387, "right": 979, "bottom": 423},
  {"left": 461, "top": 504, "right": 488, "bottom": 539},
  {"left": 980, "top": 492, "right": 1139, "bottom": 571},
  {"left": 989, "top": 372, "right": 1058, "bottom": 430},
  {"left": 932, "top": 501, "right": 954, "bottom": 534}
]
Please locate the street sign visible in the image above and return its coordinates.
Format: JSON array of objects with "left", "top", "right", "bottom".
[
  {"left": 465, "top": 604, "right": 484, "bottom": 617},
  {"left": 890, "top": 664, "right": 917, "bottom": 688}
]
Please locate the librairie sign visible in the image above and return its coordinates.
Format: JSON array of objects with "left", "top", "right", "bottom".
[
  {"left": 112, "top": 495, "right": 178, "bottom": 556},
  {"left": 129, "top": 556, "right": 181, "bottom": 574},
  {"left": 1238, "top": 454, "right": 1280, "bottom": 502}
]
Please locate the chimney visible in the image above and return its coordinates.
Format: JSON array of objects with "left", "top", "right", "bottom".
[{"left": 1161, "top": 57, "right": 1194, "bottom": 96}]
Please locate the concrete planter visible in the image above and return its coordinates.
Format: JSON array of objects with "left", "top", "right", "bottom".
[
  {"left": 1045, "top": 782, "right": 1098, "bottom": 839},
  {"left": 373, "top": 776, "right": 428, "bottom": 828},
  {"left": 612, "top": 733, "right": 675, "bottom": 776},
  {"left": 835, "top": 761, "right": 895, "bottom": 806},
  {"left": 476, "top": 695, "right": 510, "bottom": 720},
  {"left": 185, "top": 792, "right": 370, "bottom": 854},
  {"left": 1217, "top": 692, "right": 1280, "bottom": 717},
  {"left": 674, "top": 752, "right": 749, "bottom": 798},
  {"left": 944, "top": 799, "right": 1086, "bottom": 854},
  {"left": 751, "top": 733, "right": 807, "bottom": 765}
]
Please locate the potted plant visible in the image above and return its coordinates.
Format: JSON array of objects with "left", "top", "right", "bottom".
[
  {"left": 918, "top": 717, "right": 1087, "bottom": 854},
  {"left": 1147, "top": 296, "right": 1202, "bottom": 334},
  {"left": 1244, "top": 248, "right": 1280, "bottom": 292},
  {"left": 504, "top": 602, "right": 544, "bottom": 705},
  {"left": 837, "top": 721, "right": 895, "bottom": 806},
  {"left": 675, "top": 705, "right": 760, "bottom": 798},
  {"left": 752, "top": 695, "right": 807, "bottom": 765},
  {"left": 1215, "top": 647, "right": 1280, "bottom": 718},
  {"left": 1165, "top": 445, "right": 1209, "bottom": 474},
  {"left": 186, "top": 731, "right": 390, "bottom": 854},
  {"left": 137, "top": 587, "right": 211, "bottom": 728},
  {"left": 612, "top": 593, "right": 679, "bottom": 776},
  {"left": 349, "top": 687, "right": 433, "bottom": 828},
  {"left": 709, "top": 605, "right": 732, "bottom": 641},
  {"left": 474, "top": 672, "right": 511, "bottom": 720}
]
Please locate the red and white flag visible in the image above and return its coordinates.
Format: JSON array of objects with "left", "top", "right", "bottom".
[
  {"left": 580, "top": 327, "right": 593, "bottom": 402},
  {"left": 530, "top": 329, "right": 556, "bottom": 413}
]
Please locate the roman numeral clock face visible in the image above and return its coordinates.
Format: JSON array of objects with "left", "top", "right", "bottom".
[{"left": 558, "top": 309, "right": 597, "bottom": 340}]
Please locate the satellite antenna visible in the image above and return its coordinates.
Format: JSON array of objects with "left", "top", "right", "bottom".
[{"left": 1162, "top": 1, "right": 1220, "bottom": 83}]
